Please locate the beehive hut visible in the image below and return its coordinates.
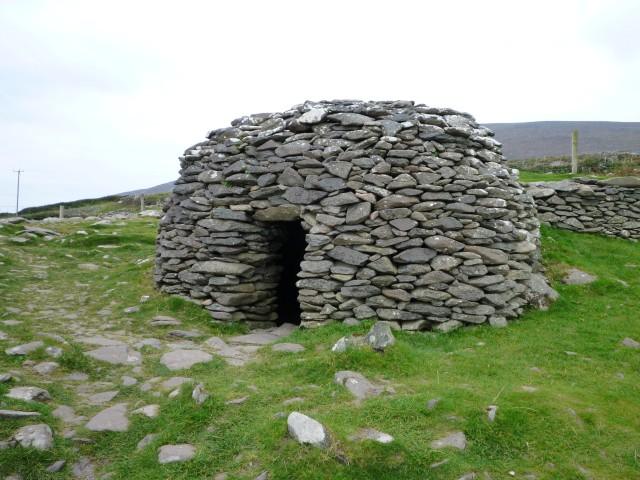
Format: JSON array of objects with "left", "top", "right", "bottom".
[{"left": 155, "top": 100, "right": 555, "bottom": 330}]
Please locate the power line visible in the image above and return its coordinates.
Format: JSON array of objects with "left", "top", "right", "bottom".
[{"left": 13, "top": 169, "right": 23, "bottom": 214}]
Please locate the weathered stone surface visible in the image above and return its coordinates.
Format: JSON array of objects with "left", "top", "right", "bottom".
[
  {"left": 6, "top": 386, "right": 51, "bottom": 402},
  {"left": 160, "top": 349, "right": 213, "bottom": 370},
  {"left": 0, "top": 409, "right": 41, "bottom": 419},
  {"left": 85, "top": 403, "right": 129, "bottom": 432},
  {"left": 393, "top": 248, "right": 436, "bottom": 264},
  {"left": 85, "top": 346, "right": 141, "bottom": 365},
  {"left": 287, "top": 412, "right": 330, "bottom": 449},
  {"left": 87, "top": 390, "right": 119, "bottom": 405},
  {"left": 621, "top": 337, "right": 640, "bottom": 349},
  {"left": 191, "top": 260, "right": 253, "bottom": 276},
  {"left": 12, "top": 424, "right": 54, "bottom": 450},
  {"left": 192, "top": 383, "right": 209, "bottom": 404},
  {"left": 334, "top": 371, "right": 385, "bottom": 400},
  {"left": 562, "top": 268, "right": 597, "bottom": 285},
  {"left": 137, "top": 433, "right": 159, "bottom": 450},
  {"left": 272, "top": 343, "right": 305, "bottom": 353},
  {"left": 46, "top": 460, "right": 66, "bottom": 473},
  {"left": 327, "top": 246, "right": 369, "bottom": 266},
  {"left": 254, "top": 205, "right": 301, "bottom": 222},
  {"left": 365, "top": 322, "right": 395, "bottom": 351},
  {"left": 71, "top": 457, "right": 95, "bottom": 480},
  {"left": 425, "top": 236, "right": 464, "bottom": 254},
  {"left": 132, "top": 404, "right": 160, "bottom": 418},
  {"left": 158, "top": 444, "right": 196, "bottom": 463},
  {"left": 430, "top": 431, "right": 467, "bottom": 450},
  {"left": 33, "top": 362, "right": 59, "bottom": 375},
  {"left": 348, "top": 428, "right": 394, "bottom": 444},
  {"left": 5, "top": 341, "right": 43, "bottom": 356}
]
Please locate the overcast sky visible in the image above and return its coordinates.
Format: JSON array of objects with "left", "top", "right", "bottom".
[{"left": 1, "top": 0, "right": 639, "bottom": 211}]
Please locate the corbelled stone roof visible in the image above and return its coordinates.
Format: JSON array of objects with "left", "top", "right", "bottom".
[{"left": 156, "top": 100, "right": 555, "bottom": 330}]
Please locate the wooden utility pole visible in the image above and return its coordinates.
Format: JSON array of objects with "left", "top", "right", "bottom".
[
  {"left": 571, "top": 130, "right": 579, "bottom": 174},
  {"left": 13, "top": 169, "right": 23, "bottom": 214}
]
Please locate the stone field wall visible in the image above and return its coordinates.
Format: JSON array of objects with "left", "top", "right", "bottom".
[
  {"left": 155, "top": 100, "right": 556, "bottom": 331},
  {"left": 526, "top": 177, "right": 640, "bottom": 239}
]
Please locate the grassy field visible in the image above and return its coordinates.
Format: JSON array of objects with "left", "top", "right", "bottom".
[
  {"left": 1, "top": 193, "right": 169, "bottom": 220},
  {"left": 0, "top": 218, "right": 639, "bottom": 479},
  {"left": 507, "top": 152, "right": 640, "bottom": 177},
  {"left": 516, "top": 171, "right": 605, "bottom": 183}
]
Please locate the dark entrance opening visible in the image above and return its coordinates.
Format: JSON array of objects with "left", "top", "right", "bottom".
[{"left": 275, "top": 221, "right": 306, "bottom": 325}]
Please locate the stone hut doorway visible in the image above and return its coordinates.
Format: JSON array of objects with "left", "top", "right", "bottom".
[{"left": 273, "top": 220, "right": 306, "bottom": 325}]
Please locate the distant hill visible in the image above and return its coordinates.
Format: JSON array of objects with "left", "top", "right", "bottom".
[
  {"left": 119, "top": 181, "right": 175, "bottom": 196},
  {"left": 484, "top": 121, "right": 640, "bottom": 160}
]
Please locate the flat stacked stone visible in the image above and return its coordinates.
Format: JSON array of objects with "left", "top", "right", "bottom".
[
  {"left": 155, "top": 100, "right": 552, "bottom": 330},
  {"left": 527, "top": 177, "right": 640, "bottom": 239}
]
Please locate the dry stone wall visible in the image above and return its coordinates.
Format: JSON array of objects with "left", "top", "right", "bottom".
[
  {"left": 155, "top": 100, "right": 554, "bottom": 330},
  {"left": 527, "top": 177, "right": 640, "bottom": 239}
]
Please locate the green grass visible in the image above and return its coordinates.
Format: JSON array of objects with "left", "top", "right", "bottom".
[
  {"left": 0, "top": 219, "right": 639, "bottom": 479},
  {"left": 2, "top": 193, "right": 169, "bottom": 220},
  {"left": 517, "top": 171, "right": 605, "bottom": 183},
  {"left": 508, "top": 152, "right": 640, "bottom": 177}
]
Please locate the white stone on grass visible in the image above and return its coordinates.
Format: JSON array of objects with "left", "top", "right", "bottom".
[
  {"left": 33, "top": 362, "right": 59, "bottom": 375},
  {"left": 5, "top": 341, "right": 44, "bottom": 356},
  {"left": 334, "top": 371, "right": 385, "bottom": 400},
  {"left": 487, "top": 405, "right": 498, "bottom": 422},
  {"left": 287, "top": 411, "right": 330, "bottom": 449},
  {"left": 136, "top": 433, "right": 159, "bottom": 450},
  {"left": 192, "top": 383, "right": 209, "bottom": 405},
  {"left": 365, "top": 321, "right": 395, "bottom": 351},
  {"left": 160, "top": 349, "right": 212, "bottom": 370},
  {"left": 12, "top": 423, "right": 53, "bottom": 450},
  {"left": 45, "top": 346, "right": 63, "bottom": 358},
  {"left": 348, "top": 428, "right": 394, "bottom": 444},
  {"left": 52, "top": 405, "right": 84, "bottom": 425},
  {"left": 151, "top": 315, "right": 181, "bottom": 326},
  {"left": 158, "top": 444, "right": 196, "bottom": 463},
  {"left": 46, "top": 460, "right": 66, "bottom": 473},
  {"left": 86, "top": 390, "right": 119, "bottom": 405},
  {"left": 85, "top": 403, "right": 128, "bottom": 432},
  {"left": 430, "top": 431, "right": 467, "bottom": 450},
  {"left": 78, "top": 263, "right": 100, "bottom": 271},
  {"left": 6, "top": 386, "right": 51, "bottom": 402},
  {"left": 0, "top": 409, "right": 41, "bottom": 419},
  {"left": 122, "top": 376, "right": 138, "bottom": 386},
  {"left": 272, "top": 343, "right": 305, "bottom": 353},
  {"left": 621, "top": 337, "right": 640, "bottom": 349},
  {"left": 132, "top": 404, "right": 160, "bottom": 418},
  {"left": 77, "top": 336, "right": 125, "bottom": 347},
  {"left": 161, "top": 376, "right": 192, "bottom": 390},
  {"left": 228, "top": 332, "right": 280, "bottom": 346},
  {"left": 85, "top": 345, "right": 141, "bottom": 365},
  {"left": 562, "top": 268, "right": 597, "bottom": 285}
]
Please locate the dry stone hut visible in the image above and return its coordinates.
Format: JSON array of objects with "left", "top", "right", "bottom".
[{"left": 155, "top": 100, "right": 555, "bottom": 330}]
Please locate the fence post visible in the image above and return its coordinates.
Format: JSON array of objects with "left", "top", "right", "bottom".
[{"left": 571, "top": 130, "right": 579, "bottom": 174}]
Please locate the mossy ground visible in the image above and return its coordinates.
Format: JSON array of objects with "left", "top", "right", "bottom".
[{"left": 0, "top": 218, "right": 638, "bottom": 479}]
